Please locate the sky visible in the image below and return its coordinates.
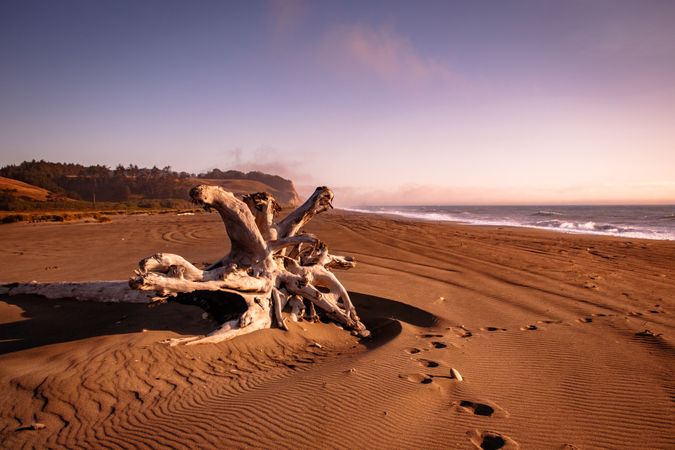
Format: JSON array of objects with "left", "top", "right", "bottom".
[{"left": 1, "top": 0, "right": 674, "bottom": 205}]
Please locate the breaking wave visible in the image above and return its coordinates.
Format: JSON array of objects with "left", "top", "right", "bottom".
[{"left": 344, "top": 207, "right": 675, "bottom": 240}]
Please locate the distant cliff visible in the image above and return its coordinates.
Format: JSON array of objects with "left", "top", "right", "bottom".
[
  {"left": 0, "top": 160, "right": 300, "bottom": 210},
  {"left": 196, "top": 169, "right": 300, "bottom": 206}
]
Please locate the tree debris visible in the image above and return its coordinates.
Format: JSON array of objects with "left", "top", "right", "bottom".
[{"left": 3, "top": 185, "right": 368, "bottom": 345}]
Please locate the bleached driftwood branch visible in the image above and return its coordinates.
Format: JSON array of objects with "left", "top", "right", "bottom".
[{"left": 2, "top": 185, "right": 368, "bottom": 345}]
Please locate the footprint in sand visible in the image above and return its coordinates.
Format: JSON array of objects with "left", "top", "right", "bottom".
[
  {"left": 578, "top": 313, "right": 615, "bottom": 323},
  {"left": 459, "top": 401, "right": 495, "bottom": 416},
  {"left": 468, "top": 430, "right": 519, "bottom": 449},
  {"left": 447, "top": 326, "right": 474, "bottom": 338},
  {"left": 405, "top": 347, "right": 422, "bottom": 354},
  {"left": 481, "top": 327, "right": 507, "bottom": 332},
  {"left": 519, "top": 325, "right": 538, "bottom": 331},
  {"left": 453, "top": 400, "right": 509, "bottom": 418},
  {"left": 539, "top": 319, "right": 562, "bottom": 325},
  {"left": 399, "top": 373, "right": 433, "bottom": 384},
  {"left": 416, "top": 358, "right": 440, "bottom": 368},
  {"left": 411, "top": 332, "right": 454, "bottom": 350}
]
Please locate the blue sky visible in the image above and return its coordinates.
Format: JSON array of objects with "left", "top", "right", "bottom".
[{"left": 1, "top": 0, "right": 674, "bottom": 204}]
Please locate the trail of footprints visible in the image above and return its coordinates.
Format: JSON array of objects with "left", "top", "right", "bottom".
[
  {"left": 398, "top": 301, "right": 668, "bottom": 448},
  {"left": 401, "top": 331, "right": 518, "bottom": 449}
]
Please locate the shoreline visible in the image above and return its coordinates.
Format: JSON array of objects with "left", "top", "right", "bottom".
[{"left": 342, "top": 207, "right": 675, "bottom": 241}]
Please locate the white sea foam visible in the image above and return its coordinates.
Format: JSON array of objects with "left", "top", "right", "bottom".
[{"left": 344, "top": 207, "right": 675, "bottom": 240}]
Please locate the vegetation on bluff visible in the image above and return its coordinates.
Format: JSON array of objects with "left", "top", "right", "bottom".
[{"left": 0, "top": 160, "right": 298, "bottom": 213}]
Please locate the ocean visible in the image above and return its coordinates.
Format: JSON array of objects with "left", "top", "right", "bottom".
[{"left": 345, "top": 205, "right": 675, "bottom": 240}]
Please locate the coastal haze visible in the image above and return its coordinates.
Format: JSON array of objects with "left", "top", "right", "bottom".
[{"left": 1, "top": 2, "right": 675, "bottom": 450}]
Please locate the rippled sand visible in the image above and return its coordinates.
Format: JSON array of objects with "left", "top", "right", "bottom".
[{"left": 1, "top": 211, "right": 674, "bottom": 449}]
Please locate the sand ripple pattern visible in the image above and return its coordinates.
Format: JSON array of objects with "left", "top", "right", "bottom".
[{"left": 1, "top": 211, "right": 674, "bottom": 449}]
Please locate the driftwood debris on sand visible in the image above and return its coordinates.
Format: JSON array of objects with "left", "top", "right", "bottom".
[{"left": 1, "top": 185, "right": 368, "bottom": 345}]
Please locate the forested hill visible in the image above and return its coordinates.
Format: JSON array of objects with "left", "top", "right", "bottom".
[{"left": 0, "top": 160, "right": 300, "bottom": 208}]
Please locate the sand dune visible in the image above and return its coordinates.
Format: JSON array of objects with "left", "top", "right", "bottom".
[{"left": 1, "top": 211, "right": 673, "bottom": 449}]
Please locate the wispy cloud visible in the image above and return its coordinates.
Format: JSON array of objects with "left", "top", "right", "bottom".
[
  {"left": 268, "top": 0, "right": 307, "bottom": 36},
  {"left": 319, "top": 23, "right": 466, "bottom": 88},
  {"left": 571, "top": 6, "right": 675, "bottom": 58}
]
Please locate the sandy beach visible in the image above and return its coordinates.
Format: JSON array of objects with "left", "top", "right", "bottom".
[{"left": 1, "top": 210, "right": 673, "bottom": 449}]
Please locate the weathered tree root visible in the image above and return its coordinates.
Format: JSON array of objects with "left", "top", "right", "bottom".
[
  {"left": 2, "top": 185, "right": 369, "bottom": 345},
  {"left": 130, "top": 185, "right": 368, "bottom": 344}
]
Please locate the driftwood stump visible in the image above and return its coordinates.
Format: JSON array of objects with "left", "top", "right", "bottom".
[{"left": 1, "top": 186, "right": 368, "bottom": 345}]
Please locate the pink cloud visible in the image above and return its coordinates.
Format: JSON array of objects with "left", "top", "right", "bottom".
[
  {"left": 320, "top": 24, "right": 466, "bottom": 88},
  {"left": 268, "top": 0, "right": 307, "bottom": 36}
]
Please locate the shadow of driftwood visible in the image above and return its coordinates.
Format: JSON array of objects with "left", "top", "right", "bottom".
[
  {"left": 0, "top": 291, "right": 441, "bottom": 355},
  {"left": 349, "top": 292, "right": 443, "bottom": 349},
  {"left": 0, "top": 294, "right": 210, "bottom": 355},
  {"left": 351, "top": 292, "right": 440, "bottom": 327}
]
